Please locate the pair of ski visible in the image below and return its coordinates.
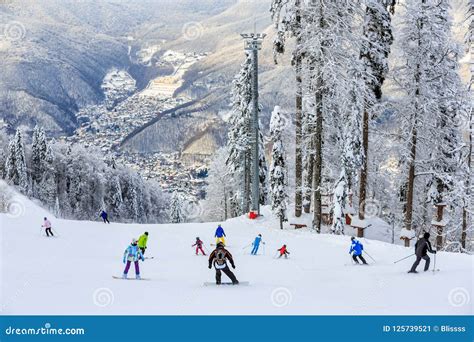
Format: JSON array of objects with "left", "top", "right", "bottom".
[{"left": 112, "top": 277, "right": 249, "bottom": 285}]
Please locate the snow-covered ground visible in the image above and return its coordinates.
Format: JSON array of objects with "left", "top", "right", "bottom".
[{"left": 0, "top": 189, "right": 472, "bottom": 315}]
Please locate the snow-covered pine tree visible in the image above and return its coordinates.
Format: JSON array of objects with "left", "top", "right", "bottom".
[
  {"left": 226, "top": 52, "right": 253, "bottom": 215},
  {"left": 394, "top": 0, "right": 469, "bottom": 246},
  {"left": 204, "top": 148, "right": 232, "bottom": 221},
  {"left": 302, "top": 0, "right": 364, "bottom": 232},
  {"left": 421, "top": 1, "right": 470, "bottom": 251},
  {"left": 258, "top": 130, "right": 269, "bottom": 205},
  {"left": 358, "top": 0, "right": 395, "bottom": 220},
  {"left": 108, "top": 175, "right": 123, "bottom": 218},
  {"left": 271, "top": 0, "right": 304, "bottom": 217},
  {"left": 5, "top": 129, "right": 28, "bottom": 193},
  {"left": 269, "top": 106, "right": 289, "bottom": 229},
  {"left": 332, "top": 171, "right": 347, "bottom": 235},
  {"left": 169, "top": 190, "right": 186, "bottom": 223}
]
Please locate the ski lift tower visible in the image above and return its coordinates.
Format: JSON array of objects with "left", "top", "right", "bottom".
[{"left": 241, "top": 32, "right": 266, "bottom": 217}]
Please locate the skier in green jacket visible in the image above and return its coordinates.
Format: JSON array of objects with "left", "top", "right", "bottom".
[{"left": 138, "top": 232, "right": 149, "bottom": 255}]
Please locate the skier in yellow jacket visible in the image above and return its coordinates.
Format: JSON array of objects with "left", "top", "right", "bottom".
[{"left": 137, "top": 232, "right": 149, "bottom": 255}]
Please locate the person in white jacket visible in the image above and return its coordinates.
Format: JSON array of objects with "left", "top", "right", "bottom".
[{"left": 42, "top": 217, "right": 54, "bottom": 237}]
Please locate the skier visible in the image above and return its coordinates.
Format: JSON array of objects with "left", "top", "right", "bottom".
[
  {"left": 192, "top": 237, "right": 206, "bottom": 255},
  {"left": 122, "top": 238, "right": 145, "bottom": 279},
  {"left": 349, "top": 237, "right": 368, "bottom": 265},
  {"left": 137, "top": 232, "right": 149, "bottom": 255},
  {"left": 100, "top": 210, "right": 110, "bottom": 224},
  {"left": 277, "top": 244, "right": 290, "bottom": 258},
  {"left": 208, "top": 242, "right": 238, "bottom": 285},
  {"left": 408, "top": 232, "right": 436, "bottom": 273},
  {"left": 214, "top": 224, "right": 226, "bottom": 246},
  {"left": 251, "top": 234, "right": 265, "bottom": 255},
  {"left": 41, "top": 217, "right": 54, "bottom": 237}
]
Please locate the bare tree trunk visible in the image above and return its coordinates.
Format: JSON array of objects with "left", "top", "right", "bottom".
[
  {"left": 312, "top": 89, "right": 323, "bottom": 233},
  {"left": 461, "top": 109, "right": 472, "bottom": 250},
  {"left": 304, "top": 150, "right": 314, "bottom": 213},
  {"left": 224, "top": 189, "right": 228, "bottom": 221},
  {"left": 280, "top": 216, "right": 283, "bottom": 230},
  {"left": 404, "top": 124, "right": 418, "bottom": 247},
  {"left": 358, "top": 109, "right": 369, "bottom": 221},
  {"left": 294, "top": 0, "right": 303, "bottom": 218}
]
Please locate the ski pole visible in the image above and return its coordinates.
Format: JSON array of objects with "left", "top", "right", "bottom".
[
  {"left": 262, "top": 244, "right": 266, "bottom": 255},
  {"left": 364, "top": 251, "right": 376, "bottom": 263},
  {"left": 242, "top": 243, "right": 252, "bottom": 250},
  {"left": 393, "top": 253, "right": 415, "bottom": 264}
]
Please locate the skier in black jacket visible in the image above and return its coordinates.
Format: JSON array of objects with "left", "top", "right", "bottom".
[
  {"left": 208, "top": 242, "right": 239, "bottom": 285},
  {"left": 408, "top": 232, "right": 436, "bottom": 273}
]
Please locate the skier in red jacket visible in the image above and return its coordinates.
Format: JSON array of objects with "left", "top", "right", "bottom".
[
  {"left": 277, "top": 245, "right": 290, "bottom": 258},
  {"left": 192, "top": 237, "right": 206, "bottom": 255}
]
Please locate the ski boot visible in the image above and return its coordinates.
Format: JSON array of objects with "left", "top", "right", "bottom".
[
  {"left": 136, "top": 274, "right": 141, "bottom": 280},
  {"left": 122, "top": 273, "right": 127, "bottom": 279}
]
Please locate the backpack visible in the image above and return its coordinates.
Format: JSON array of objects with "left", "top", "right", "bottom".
[{"left": 215, "top": 249, "right": 227, "bottom": 269}]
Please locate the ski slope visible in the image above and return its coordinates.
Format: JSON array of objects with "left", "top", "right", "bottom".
[{"left": 0, "top": 188, "right": 472, "bottom": 315}]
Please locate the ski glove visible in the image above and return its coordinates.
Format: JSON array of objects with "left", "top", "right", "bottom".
[
  {"left": 123, "top": 258, "right": 126, "bottom": 264},
  {"left": 231, "top": 264, "right": 236, "bottom": 269},
  {"left": 208, "top": 265, "right": 212, "bottom": 269}
]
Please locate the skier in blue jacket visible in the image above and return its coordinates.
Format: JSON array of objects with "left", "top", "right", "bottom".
[
  {"left": 349, "top": 237, "right": 368, "bottom": 265},
  {"left": 215, "top": 225, "right": 226, "bottom": 245},
  {"left": 251, "top": 234, "right": 265, "bottom": 255},
  {"left": 122, "top": 238, "right": 145, "bottom": 279}
]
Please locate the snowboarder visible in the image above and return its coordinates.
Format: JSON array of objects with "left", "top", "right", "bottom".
[
  {"left": 251, "top": 234, "right": 265, "bottom": 255},
  {"left": 349, "top": 237, "right": 368, "bottom": 265},
  {"left": 208, "top": 242, "right": 238, "bottom": 285},
  {"left": 214, "top": 224, "right": 226, "bottom": 246},
  {"left": 137, "top": 232, "right": 149, "bottom": 255},
  {"left": 122, "top": 238, "right": 145, "bottom": 279},
  {"left": 408, "top": 232, "right": 436, "bottom": 273},
  {"left": 277, "top": 244, "right": 290, "bottom": 258},
  {"left": 192, "top": 237, "right": 206, "bottom": 255},
  {"left": 41, "top": 217, "right": 54, "bottom": 237},
  {"left": 100, "top": 210, "right": 110, "bottom": 224}
]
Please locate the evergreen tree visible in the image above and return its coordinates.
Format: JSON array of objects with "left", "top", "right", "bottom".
[
  {"left": 258, "top": 130, "right": 269, "bottom": 205},
  {"left": 394, "top": 0, "right": 469, "bottom": 246},
  {"left": 358, "top": 0, "right": 395, "bottom": 221},
  {"left": 204, "top": 148, "right": 231, "bottom": 221},
  {"left": 226, "top": 52, "right": 253, "bottom": 214},
  {"left": 169, "top": 190, "right": 186, "bottom": 223},
  {"left": 271, "top": 0, "right": 305, "bottom": 217},
  {"left": 269, "top": 106, "right": 288, "bottom": 229},
  {"left": 5, "top": 129, "right": 28, "bottom": 193}
]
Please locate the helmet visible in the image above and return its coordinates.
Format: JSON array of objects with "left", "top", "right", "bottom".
[
  {"left": 44, "top": 217, "right": 47, "bottom": 220},
  {"left": 423, "top": 232, "right": 430, "bottom": 239},
  {"left": 351, "top": 237, "right": 355, "bottom": 241},
  {"left": 144, "top": 232, "right": 149, "bottom": 236},
  {"left": 216, "top": 242, "right": 224, "bottom": 248},
  {"left": 196, "top": 237, "right": 200, "bottom": 240},
  {"left": 131, "top": 238, "right": 137, "bottom": 244},
  {"left": 258, "top": 234, "right": 262, "bottom": 237}
]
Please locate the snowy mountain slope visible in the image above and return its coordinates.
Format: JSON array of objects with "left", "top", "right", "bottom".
[{"left": 1, "top": 186, "right": 472, "bottom": 315}]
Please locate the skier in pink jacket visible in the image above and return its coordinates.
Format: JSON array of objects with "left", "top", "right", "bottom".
[{"left": 42, "top": 217, "right": 54, "bottom": 237}]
